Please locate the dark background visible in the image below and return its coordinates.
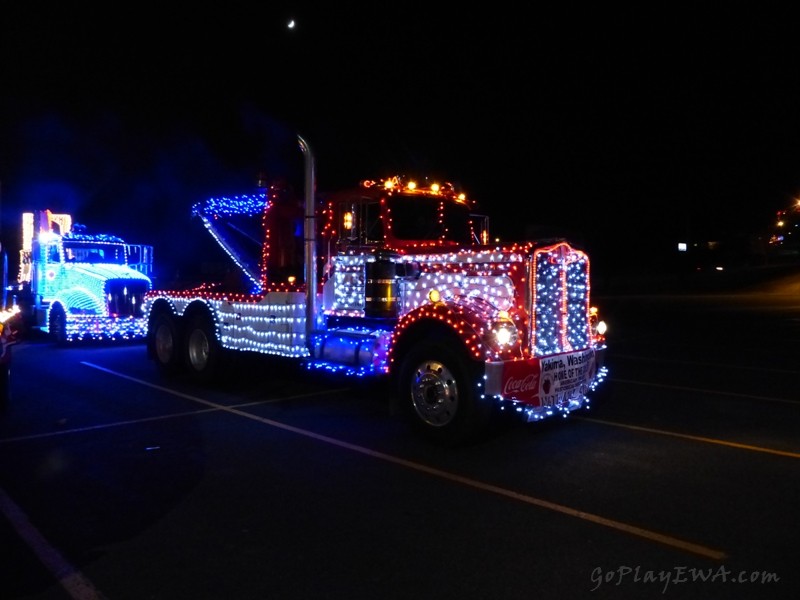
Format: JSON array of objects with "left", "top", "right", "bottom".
[{"left": 2, "top": 4, "right": 800, "bottom": 282}]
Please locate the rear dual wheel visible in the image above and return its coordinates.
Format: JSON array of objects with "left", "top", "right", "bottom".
[
  {"left": 151, "top": 312, "right": 183, "bottom": 376},
  {"left": 151, "top": 311, "right": 223, "bottom": 382},
  {"left": 184, "top": 313, "right": 223, "bottom": 383}
]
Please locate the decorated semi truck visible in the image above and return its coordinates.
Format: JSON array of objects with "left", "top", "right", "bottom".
[
  {"left": 144, "top": 136, "right": 609, "bottom": 444},
  {"left": 10, "top": 210, "right": 153, "bottom": 343}
]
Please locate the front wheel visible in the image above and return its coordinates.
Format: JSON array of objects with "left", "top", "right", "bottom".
[
  {"left": 48, "top": 304, "right": 68, "bottom": 346},
  {"left": 397, "top": 339, "right": 491, "bottom": 446}
]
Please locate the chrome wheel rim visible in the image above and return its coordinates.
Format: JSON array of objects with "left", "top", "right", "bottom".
[{"left": 410, "top": 359, "right": 459, "bottom": 427}]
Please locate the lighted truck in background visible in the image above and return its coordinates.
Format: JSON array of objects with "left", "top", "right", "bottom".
[
  {"left": 8, "top": 210, "right": 153, "bottom": 344},
  {"left": 143, "top": 136, "right": 608, "bottom": 444}
]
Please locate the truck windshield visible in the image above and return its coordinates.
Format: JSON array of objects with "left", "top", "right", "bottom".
[
  {"left": 387, "top": 195, "right": 472, "bottom": 243},
  {"left": 64, "top": 242, "right": 127, "bottom": 264}
]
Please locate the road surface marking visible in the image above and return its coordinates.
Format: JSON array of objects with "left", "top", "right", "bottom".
[
  {"left": 610, "top": 375, "right": 799, "bottom": 406},
  {"left": 0, "top": 486, "right": 107, "bottom": 600},
  {"left": 579, "top": 416, "right": 800, "bottom": 459},
  {"left": 611, "top": 353, "right": 800, "bottom": 376},
  {"left": 79, "top": 362, "right": 730, "bottom": 560}
]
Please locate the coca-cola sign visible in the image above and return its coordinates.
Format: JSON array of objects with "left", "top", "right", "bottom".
[
  {"left": 503, "top": 373, "right": 539, "bottom": 396},
  {"left": 494, "top": 358, "right": 542, "bottom": 403}
]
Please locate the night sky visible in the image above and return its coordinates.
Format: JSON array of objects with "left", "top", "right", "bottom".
[{"left": 3, "top": 5, "right": 800, "bottom": 279}]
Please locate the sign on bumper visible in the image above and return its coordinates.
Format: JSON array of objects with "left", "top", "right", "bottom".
[{"left": 484, "top": 348, "right": 597, "bottom": 406}]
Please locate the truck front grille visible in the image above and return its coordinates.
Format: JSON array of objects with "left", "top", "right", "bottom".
[
  {"left": 105, "top": 279, "right": 150, "bottom": 318},
  {"left": 529, "top": 242, "right": 591, "bottom": 355}
]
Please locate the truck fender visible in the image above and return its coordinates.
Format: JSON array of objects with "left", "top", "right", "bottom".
[
  {"left": 389, "top": 301, "right": 487, "bottom": 368},
  {"left": 53, "top": 287, "right": 106, "bottom": 316}
]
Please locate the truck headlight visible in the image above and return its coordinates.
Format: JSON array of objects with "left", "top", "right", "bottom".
[
  {"left": 589, "top": 306, "right": 607, "bottom": 340},
  {"left": 596, "top": 320, "right": 607, "bottom": 336},
  {"left": 491, "top": 317, "right": 518, "bottom": 347}
]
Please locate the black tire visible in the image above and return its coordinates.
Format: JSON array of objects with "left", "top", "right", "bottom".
[
  {"left": 396, "top": 338, "right": 492, "bottom": 446},
  {"left": 184, "top": 313, "right": 223, "bottom": 383},
  {"left": 48, "top": 304, "right": 68, "bottom": 346},
  {"left": 151, "top": 311, "right": 183, "bottom": 376}
]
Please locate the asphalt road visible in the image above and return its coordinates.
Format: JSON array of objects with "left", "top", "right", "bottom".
[{"left": 1, "top": 275, "right": 799, "bottom": 599}]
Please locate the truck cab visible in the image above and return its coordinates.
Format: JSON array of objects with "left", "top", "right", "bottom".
[{"left": 325, "top": 177, "right": 489, "bottom": 251}]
